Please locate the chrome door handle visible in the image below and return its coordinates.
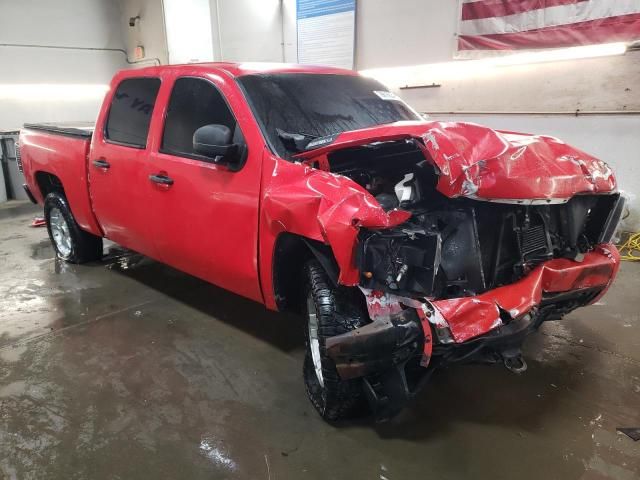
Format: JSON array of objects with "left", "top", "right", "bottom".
[
  {"left": 92, "top": 159, "right": 110, "bottom": 169},
  {"left": 149, "top": 174, "right": 174, "bottom": 186}
]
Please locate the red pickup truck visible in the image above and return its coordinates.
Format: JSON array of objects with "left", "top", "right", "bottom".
[{"left": 19, "top": 63, "right": 624, "bottom": 421}]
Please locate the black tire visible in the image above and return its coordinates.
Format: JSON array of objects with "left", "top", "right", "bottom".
[
  {"left": 303, "top": 259, "right": 369, "bottom": 421},
  {"left": 44, "top": 192, "right": 103, "bottom": 263}
]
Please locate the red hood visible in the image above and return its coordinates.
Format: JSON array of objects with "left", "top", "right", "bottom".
[{"left": 296, "top": 121, "right": 616, "bottom": 200}]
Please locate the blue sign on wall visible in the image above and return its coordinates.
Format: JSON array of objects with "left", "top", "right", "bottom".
[
  {"left": 297, "top": 0, "right": 356, "bottom": 20},
  {"left": 296, "top": 0, "right": 356, "bottom": 68}
]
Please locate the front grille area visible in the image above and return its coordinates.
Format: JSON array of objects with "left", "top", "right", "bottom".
[
  {"left": 473, "top": 193, "right": 621, "bottom": 294},
  {"left": 518, "top": 223, "right": 549, "bottom": 260},
  {"left": 358, "top": 193, "right": 622, "bottom": 300}
]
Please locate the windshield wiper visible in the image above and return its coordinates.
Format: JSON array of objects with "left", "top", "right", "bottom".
[{"left": 276, "top": 129, "right": 319, "bottom": 152}]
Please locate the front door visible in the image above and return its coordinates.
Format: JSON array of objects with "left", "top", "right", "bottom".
[
  {"left": 147, "top": 75, "right": 263, "bottom": 302},
  {"left": 90, "top": 76, "right": 161, "bottom": 258}
]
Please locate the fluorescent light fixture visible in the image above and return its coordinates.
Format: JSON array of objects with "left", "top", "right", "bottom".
[
  {"left": 492, "top": 42, "right": 627, "bottom": 66},
  {"left": 0, "top": 84, "right": 110, "bottom": 102},
  {"left": 360, "top": 42, "right": 627, "bottom": 88}
]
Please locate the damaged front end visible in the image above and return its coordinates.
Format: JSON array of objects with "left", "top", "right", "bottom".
[{"left": 292, "top": 122, "right": 623, "bottom": 420}]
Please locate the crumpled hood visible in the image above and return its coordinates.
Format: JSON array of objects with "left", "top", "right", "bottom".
[{"left": 296, "top": 121, "right": 617, "bottom": 200}]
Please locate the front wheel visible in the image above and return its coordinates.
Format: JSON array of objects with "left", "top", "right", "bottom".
[
  {"left": 303, "top": 259, "right": 369, "bottom": 421},
  {"left": 44, "top": 192, "right": 103, "bottom": 263}
]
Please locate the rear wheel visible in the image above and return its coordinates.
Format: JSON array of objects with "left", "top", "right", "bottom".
[
  {"left": 44, "top": 192, "right": 103, "bottom": 263},
  {"left": 303, "top": 259, "right": 369, "bottom": 421}
]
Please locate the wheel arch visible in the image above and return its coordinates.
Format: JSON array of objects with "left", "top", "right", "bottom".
[
  {"left": 33, "top": 169, "right": 103, "bottom": 237},
  {"left": 34, "top": 171, "right": 65, "bottom": 199},
  {"left": 272, "top": 232, "right": 340, "bottom": 313}
]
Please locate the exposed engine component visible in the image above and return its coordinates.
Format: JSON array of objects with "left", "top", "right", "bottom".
[
  {"left": 359, "top": 195, "right": 622, "bottom": 299},
  {"left": 328, "top": 139, "right": 624, "bottom": 300}
]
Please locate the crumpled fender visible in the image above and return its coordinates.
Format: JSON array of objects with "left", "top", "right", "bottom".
[
  {"left": 296, "top": 121, "right": 616, "bottom": 201},
  {"left": 260, "top": 156, "right": 410, "bottom": 287}
]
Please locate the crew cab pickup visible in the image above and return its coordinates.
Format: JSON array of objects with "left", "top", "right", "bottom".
[{"left": 19, "top": 63, "right": 624, "bottom": 421}]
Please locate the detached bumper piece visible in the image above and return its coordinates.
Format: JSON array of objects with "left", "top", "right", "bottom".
[{"left": 325, "top": 308, "right": 425, "bottom": 421}]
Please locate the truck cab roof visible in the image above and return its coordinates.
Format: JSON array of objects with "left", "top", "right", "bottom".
[{"left": 128, "top": 62, "right": 359, "bottom": 79}]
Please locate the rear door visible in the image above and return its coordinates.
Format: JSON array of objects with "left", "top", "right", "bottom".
[
  {"left": 90, "top": 76, "right": 161, "bottom": 257},
  {"left": 147, "top": 74, "right": 264, "bottom": 302}
]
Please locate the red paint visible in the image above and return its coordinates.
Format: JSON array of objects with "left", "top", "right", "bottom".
[
  {"left": 297, "top": 121, "right": 616, "bottom": 201},
  {"left": 458, "top": 13, "right": 640, "bottom": 50},
  {"left": 91, "top": 66, "right": 266, "bottom": 302},
  {"left": 20, "top": 129, "right": 102, "bottom": 236},
  {"left": 20, "top": 62, "right": 620, "bottom": 341},
  {"left": 424, "top": 245, "right": 620, "bottom": 343},
  {"left": 30, "top": 217, "right": 46, "bottom": 227},
  {"left": 360, "top": 289, "right": 405, "bottom": 321},
  {"left": 416, "top": 308, "right": 434, "bottom": 368},
  {"left": 461, "top": 0, "right": 587, "bottom": 22}
]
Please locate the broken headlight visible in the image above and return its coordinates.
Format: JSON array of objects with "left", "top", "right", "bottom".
[{"left": 358, "top": 228, "right": 441, "bottom": 297}]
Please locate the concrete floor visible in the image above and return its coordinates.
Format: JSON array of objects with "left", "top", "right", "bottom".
[{"left": 0, "top": 200, "right": 638, "bottom": 480}]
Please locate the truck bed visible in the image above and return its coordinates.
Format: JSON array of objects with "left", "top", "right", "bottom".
[
  {"left": 23, "top": 122, "right": 94, "bottom": 139},
  {"left": 20, "top": 122, "right": 102, "bottom": 236}
]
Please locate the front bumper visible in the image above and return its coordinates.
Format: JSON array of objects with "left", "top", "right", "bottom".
[
  {"left": 329, "top": 244, "right": 619, "bottom": 374},
  {"left": 324, "top": 244, "right": 620, "bottom": 420},
  {"left": 424, "top": 244, "right": 620, "bottom": 344}
]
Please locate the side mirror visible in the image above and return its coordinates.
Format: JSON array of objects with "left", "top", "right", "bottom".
[{"left": 193, "top": 124, "right": 238, "bottom": 162}]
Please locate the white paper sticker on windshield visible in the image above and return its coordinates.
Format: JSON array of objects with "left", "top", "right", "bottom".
[{"left": 373, "top": 90, "right": 401, "bottom": 101}]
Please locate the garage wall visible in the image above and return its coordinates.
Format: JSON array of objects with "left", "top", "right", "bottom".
[
  {"left": 215, "top": 0, "right": 283, "bottom": 62},
  {"left": 118, "top": 0, "right": 169, "bottom": 65},
  {"left": 354, "top": 0, "right": 640, "bottom": 114},
  {"left": 282, "top": 0, "right": 639, "bottom": 112},
  {"left": 282, "top": 0, "right": 298, "bottom": 64},
  {"left": 355, "top": 0, "right": 457, "bottom": 68},
  {"left": 119, "top": 0, "right": 284, "bottom": 64},
  {"left": 0, "top": 0, "right": 128, "bottom": 131}
]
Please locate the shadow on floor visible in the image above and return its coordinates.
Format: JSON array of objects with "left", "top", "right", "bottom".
[{"left": 101, "top": 246, "right": 305, "bottom": 354}]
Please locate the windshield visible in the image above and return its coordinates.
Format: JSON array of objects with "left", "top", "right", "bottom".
[{"left": 237, "top": 73, "right": 420, "bottom": 159}]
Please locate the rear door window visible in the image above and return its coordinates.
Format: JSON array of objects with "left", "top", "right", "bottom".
[{"left": 105, "top": 78, "right": 161, "bottom": 148}]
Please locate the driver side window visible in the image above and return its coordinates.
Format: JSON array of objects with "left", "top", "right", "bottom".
[{"left": 161, "top": 77, "right": 241, "bottom": 158}]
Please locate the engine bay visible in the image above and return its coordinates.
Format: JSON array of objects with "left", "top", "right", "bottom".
[{"left": 325, "top": 139, "right": 623, "bottom": 300}]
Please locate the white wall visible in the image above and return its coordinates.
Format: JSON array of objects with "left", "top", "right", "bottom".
[
  {"left": 215, "top": 0, "right": 283, "bottom": 62},
  {"left": 0, "top": 0, "right": 128, "bottom": 131},
  {"left": 120, "top": 0, "right": 284, "bottom": 64},
  {"left": 355, "top": 0, "right": 458, "bottom": 68},
  {"left": 164, "top": 0, "right": 214, "bottom": 64},
  {"left": 383, "top": 50, "right": 640, "bottom": 114},
  {"left": 282, "top": 0, "right": 297, "bottom": 63},
  {"left": 118, "top": 0, "right": 169, "bottom": 65}
]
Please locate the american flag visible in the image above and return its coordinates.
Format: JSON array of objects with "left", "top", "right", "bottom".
[{"left": 457, "top": 0, "right": 640, "bottom": 53}]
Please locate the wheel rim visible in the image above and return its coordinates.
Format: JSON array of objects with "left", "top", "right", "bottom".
[
  {"left": 49, "top": 207, "right": 72, "bottom": 257},
  {"left": 307, "top": 295, "right": 324, "bottom": 387}
]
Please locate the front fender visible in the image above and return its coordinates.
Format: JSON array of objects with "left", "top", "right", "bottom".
[{"left": 260, "top": 158, "right": 409, "bottom": 292}]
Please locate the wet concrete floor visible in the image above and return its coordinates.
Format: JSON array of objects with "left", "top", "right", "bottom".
[{"left": 0, "top": 200, "right": 638, "bottom": 479}]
